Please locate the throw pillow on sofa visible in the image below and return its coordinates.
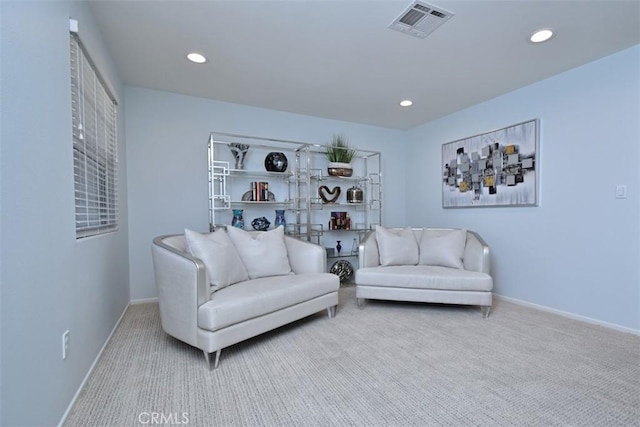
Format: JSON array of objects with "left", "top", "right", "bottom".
[
  {"left": 184, "top": 228, "right": 249, "bottom": 292},
  {"left": 227, "top": 225, "right": 292, "bottom": 279},
  {"left": 375, "top": 225, "right": 419, "bottom": 266},
  {"left": 418, "top": 228, "right": 467, "bottom": 269}
]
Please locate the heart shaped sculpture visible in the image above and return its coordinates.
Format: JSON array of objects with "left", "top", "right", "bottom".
[{"left": 318, "top": 186, "right": 341, "bottom": 204}]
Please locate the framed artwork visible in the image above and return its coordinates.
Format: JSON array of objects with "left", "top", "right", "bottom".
[{"left": 442, "top": 119, "right": 539, "bottom": 208}]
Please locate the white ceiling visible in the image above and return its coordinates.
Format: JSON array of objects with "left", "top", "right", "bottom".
[{"left": 89, "top": 0, "right": 640, "bottom": 130}]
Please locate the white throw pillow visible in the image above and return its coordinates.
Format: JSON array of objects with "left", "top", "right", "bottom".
[
  {"left": 418, "top": 229, "right": 467, "bottom": 269},
  {"left": 375, "top": 225, "right": 419, "bottom": 266},
  {"left": 184, "top": 228, "right": 250, "bottom": 291},
  {"left": 226, "top": 226, "right": 292, "bottom": 279}
]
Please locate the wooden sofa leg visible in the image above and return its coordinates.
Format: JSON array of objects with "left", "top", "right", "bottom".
[
  {"left": 327, "top": 305, "right": 336, "bottom": 318},
  {"left": 356, "top": 298, "right": 366, "bottom": 309},
  {"left": 481, "top": 306, "right": 491, "bottom": 319},
  {"left": 204, "top": 349, "right": 222, "bottom": 370}
]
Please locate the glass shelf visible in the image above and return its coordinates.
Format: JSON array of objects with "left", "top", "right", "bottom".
[
  {"left": 229, "top": 169, "right": 294, "bottom": 179},
  {"left": 311, "top": 175, "right": 369, "bottom": 182},
  {"left": 230, "top": 201, "right": 293, "bottom": 205},
  {"left": 325, "top": 228, "right": 371, "bottom": 233},
  {"left": 311, "top": 201, "right": 368, "bottom": 208},
  {"left": 285, "top": 223, "right": 324, "bottom": 239},
  {"left": 327, "top": 253, "right": 358, "bottom": 259}
]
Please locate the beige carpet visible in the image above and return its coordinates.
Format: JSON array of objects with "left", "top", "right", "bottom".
[{"left": 64, "top": 286, "right": 640, "bottom": 426}]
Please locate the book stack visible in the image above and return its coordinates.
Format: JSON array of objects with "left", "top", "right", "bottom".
[
  {"left": 329, "top": 211, "right": 351, "bottom": 230},
  {"left": 251, "top": 181, "right": 269, "bottom": 201}
]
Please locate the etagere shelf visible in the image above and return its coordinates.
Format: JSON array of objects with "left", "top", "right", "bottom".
[{"left": 207, "top": 132, "right": 382, "bottom": 259}]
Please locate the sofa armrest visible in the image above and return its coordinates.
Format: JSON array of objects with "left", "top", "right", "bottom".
[
  {"left": 463, "top": 231, "right": 491, "bottom": 274},
  {"left": 359, "top": 230, "right": 381, "bottom": 268},
  {"left": 284, "top": 235, "right": 326, "bottom": 274},
  {"left": 152, "top": 235, "right": 209, "bottom": 348}
]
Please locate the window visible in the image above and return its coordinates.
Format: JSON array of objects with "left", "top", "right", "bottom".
[{"left": 70, "top": 33, "right": 118, "bottom": 238}]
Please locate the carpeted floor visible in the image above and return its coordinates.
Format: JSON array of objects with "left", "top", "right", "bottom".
[{"left": 64, "top": 286, "right": 640, "bottom": 427}]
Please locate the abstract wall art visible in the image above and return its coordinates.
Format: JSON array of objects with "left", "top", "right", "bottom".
[{"left": 442, "top": 119, "right": 539, "bottom": 208}]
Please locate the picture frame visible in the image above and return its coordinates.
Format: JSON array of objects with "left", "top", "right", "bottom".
[{"left": 442, "top": 119, "right": 539, "bottom": 208}]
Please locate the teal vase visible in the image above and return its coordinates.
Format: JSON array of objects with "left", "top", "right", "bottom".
[{"left": 231, "top": 209, "right": 244, "bottom": 229}]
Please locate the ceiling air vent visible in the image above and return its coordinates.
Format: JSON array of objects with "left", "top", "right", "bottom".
[{"left": 388, "top": 1, "right": 454, "bottom": 39}]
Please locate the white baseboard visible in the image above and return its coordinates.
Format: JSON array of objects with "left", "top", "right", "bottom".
[
  {"left": 57, "top": 303, "right": 130, "bottom": 427},
  {"left": 494, "top": 294, "right": 640, "bottom": 336},
  {"left": 130, "top": 297, "right": 158, "bottom": 305}
]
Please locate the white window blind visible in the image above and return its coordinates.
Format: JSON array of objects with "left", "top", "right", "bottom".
[{"left": 70, "top": 33, "right": 118, "bottom": 238}]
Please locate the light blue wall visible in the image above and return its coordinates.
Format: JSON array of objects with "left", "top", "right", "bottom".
[
  {"left": 0, "top": 2, "right": 130, "bottom": 425},
  {"left": 406, "top": 45, "right": 640, "bottom": 331},
  {"left": 125, "top": 87, "right": 407, "bottom": 299},
  {"left": 0, "top": 1, "right": 637, "bottom": 425}
]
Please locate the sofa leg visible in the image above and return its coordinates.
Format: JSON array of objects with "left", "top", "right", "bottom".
[
  {"left": 356, "top": 298, "right": 366, "bottom": 309},
  {"left": 481, "top": 306, "right": 491, "bottom": 319},
  {"left": 204, "top": 349, "right": 222, "bottom": 370},
  {"left": 327, "top": 305, "right": 336, "bottom": 318}
]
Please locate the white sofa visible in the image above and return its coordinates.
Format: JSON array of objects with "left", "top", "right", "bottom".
[
  {"left": 151, "top": 226, "right": 339, "bottom": 369},
  {"left": 355, "top": 227, "right": 493, "bottom": 317}
]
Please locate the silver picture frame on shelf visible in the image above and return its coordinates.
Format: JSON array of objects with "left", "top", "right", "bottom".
[{"left": 442, "top": 119, "right": 539, "bottom": 208}]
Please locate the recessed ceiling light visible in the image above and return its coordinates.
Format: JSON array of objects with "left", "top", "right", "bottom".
[
  {"left": 187, "top": 52, "right": 207, "bottom": 64},
  {"left": 399, "top": 100, "right": 413, "bottom": 107},
  {"left": 530, "top": 29, "right": 554, "bottom": 43}
]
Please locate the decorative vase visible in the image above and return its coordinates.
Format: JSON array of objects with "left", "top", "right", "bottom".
[
  {"left": 274, "top": 210, "right": 286, "bottom": 228},
  {"left": 351, "top": 237, "right": 358, "bottom": 255},
  {"left": 231, "top": 209, "right": 244, "bottom": 229},
  {"left": 346, "top": 185, "right": 363, "bottom": 203},
  {"left": 251, "top": 216, "right": 270, "bottom": 231},
  {"left": 336, "top": 240, "right": 342, "bottom": 255},
  {"left": 327, "top": 162, "right": 353, "bottom": 177},
  {"left": 229, "top": 143, "right": 249, "bottom": 170},
  {"left": 264, "top": 152, "right": 288, "bottom": 173}
]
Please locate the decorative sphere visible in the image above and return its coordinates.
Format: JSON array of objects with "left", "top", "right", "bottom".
[
  {"left": 330, "top": 260, "right": 354, "bottom": 282},
  {"left": 264, "top": 152, "right": 288, "bottom": 173}
]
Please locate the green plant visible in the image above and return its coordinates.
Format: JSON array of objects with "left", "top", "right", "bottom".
[{"left": 325, "top": 134, "right": 356, "bottom": 163}]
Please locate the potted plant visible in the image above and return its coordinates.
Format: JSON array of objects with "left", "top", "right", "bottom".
[{"left": 325, "top": 134, "right": 356, "bottom": 177}]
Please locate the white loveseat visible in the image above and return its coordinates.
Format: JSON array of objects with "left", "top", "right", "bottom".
[
  {"left": 152, "top": 226, "right": 339, "bottom": 369},
  {"left": 355, "top": 227, "right": 493, "bottom": 317}
]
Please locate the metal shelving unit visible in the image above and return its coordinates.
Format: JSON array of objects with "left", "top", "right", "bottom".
[{"left": 207, "top": 132, "right": 382, "bottom": 251}]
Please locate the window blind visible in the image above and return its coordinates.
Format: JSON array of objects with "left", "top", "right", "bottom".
[{"left": 70, "top": 33, "right": 118, "bottom": 238}]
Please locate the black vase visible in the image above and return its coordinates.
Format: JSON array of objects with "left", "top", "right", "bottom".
[{"left": 264, "top": 152, "right": 288, "bottom": 173}]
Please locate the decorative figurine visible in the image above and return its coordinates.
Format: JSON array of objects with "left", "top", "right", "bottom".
[
  {"left": 229, "top": 143, "right": 250, "bottom": 170},
  {"left": 319, "top": 186, "right": 341, "bottom": 203}
]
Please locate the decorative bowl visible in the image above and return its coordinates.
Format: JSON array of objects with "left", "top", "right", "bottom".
[
  {"left": 327, "top": 161, "right": 353, "bottom": 177},
  {"left": 251, "top": 216, "right": 271, "bottom": 231}
]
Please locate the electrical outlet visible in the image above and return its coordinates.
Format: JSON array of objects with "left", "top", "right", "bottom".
[
  {"left": 615, "top": 184, "right": 627, "bottom": 199},
  {"left": 62, "top": 330, "right": 70, "bottom": 360}
]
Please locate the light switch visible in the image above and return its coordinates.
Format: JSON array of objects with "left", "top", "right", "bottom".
[{"left": 615, "top": 185, "right": 627, "bottom": 199}]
